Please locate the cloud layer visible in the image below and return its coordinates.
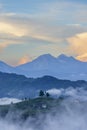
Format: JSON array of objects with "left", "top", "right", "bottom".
[
  {"left": 1, "top": 89, "right": 87, "bottom": 130},
  {"left": 0, "top": 1, "right": 87, "bottom": 64}
]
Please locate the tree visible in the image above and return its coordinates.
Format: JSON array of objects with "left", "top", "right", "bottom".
[
  {"left": 39, "top": 90, "right": 45, "bottom": 97},
  {"left": 46, "top": 92, "right": 50, "bottom": 97}
]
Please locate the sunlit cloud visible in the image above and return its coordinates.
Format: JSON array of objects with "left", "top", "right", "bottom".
[
  {"left": 0, "top": 41, "right": 12, "bottom": 51},
  {"left": 18, "top": 55, "right": 32, "bottom": 65},
  {"left": 76, "top": 53, "right": 87, "bottom": 62},
  {"left": 67, "top": 32, "right": 87, "bottom": 56},
  {"left": 0, "top": 0, "right": 87, "bottom": 51},
  {"left": 0, "top": 0, "right": 87, "bottom": 65},
  {"left": 0, "top": 14, "right": 63, "bottom": 49},
  {"left": 0, "top": 22, "right": 27, "bottom": 37}
]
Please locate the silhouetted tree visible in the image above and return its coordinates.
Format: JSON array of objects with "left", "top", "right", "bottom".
[
  {"left": 24, "top": 97, "right": 27, "bottom": 100},
  {"left": 46, "top": 92, "right": 50, "bottom": 97},
  {"left": 39, "top": 90, "right": 45, "bottom": 97}
]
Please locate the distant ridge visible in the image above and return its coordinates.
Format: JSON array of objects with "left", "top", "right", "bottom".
[
  {"left": 0, "top": 71, "right": 86, "bottom": 98},
  {"left": 0, "top": 60, "right": 14, "bottom": 73},
  {"left": 0, "top": 54, "right": 87, "bottom": 80}
]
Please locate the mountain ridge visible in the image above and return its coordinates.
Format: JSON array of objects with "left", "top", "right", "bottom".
[
  {"left": 0, "top": 71, "right": 86, "bottom": 98},
  {"left": 0, "top": 54, "right": 87, "bottom": 80}
]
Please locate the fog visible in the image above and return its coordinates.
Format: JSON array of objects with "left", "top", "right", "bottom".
[
  {"left": 0, "top": 104, "right": 87, "bottom": 130},
  {"left": 0, "top": 98, "right": 21, "bottom": 105},
  {"left": 0, "top": 87, "right": 87, "bottom": 130},
  {"left": 47, "top": 87, "right": 87, "bottom": 101}
]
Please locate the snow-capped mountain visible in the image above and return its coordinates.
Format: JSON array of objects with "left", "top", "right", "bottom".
[{"left": 1, "top": 54, "right": 87, "bottom": 80}]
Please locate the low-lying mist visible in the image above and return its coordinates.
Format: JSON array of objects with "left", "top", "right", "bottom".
[
  {"left": 47, "top": 87, "right": 87, "bottom": 101},
  {"left": 1, "top": 96, "right": 87, "bottom": 130}
]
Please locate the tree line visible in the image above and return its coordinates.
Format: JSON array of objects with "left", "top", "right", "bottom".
[{"left": 39, "top": 90, "right": 50, "bottom": 97}]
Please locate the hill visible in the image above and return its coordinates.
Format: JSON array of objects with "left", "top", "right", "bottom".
[
  {"left": 0, "top": 97, "right": 63, "bottom": 120},
  {"left": 0, "top": 72, "right": 87, "bottom": 98}
]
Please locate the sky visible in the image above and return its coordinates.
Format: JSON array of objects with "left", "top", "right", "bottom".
[{"left": 0, "top": 0, "right": 87, "bottom": 65}]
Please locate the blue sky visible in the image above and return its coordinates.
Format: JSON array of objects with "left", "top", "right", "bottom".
[{"left": 0, "top": 0, "right": 87, "bottom": 65}]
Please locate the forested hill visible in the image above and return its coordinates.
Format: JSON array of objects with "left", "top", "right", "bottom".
[{"left": 0, "top": 72, "right": 86, "bottom": 98}]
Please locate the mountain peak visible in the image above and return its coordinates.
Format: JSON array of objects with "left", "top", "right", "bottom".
[
  {"left": 34, "top": 54, "right": 56, "bottom": 62},
  {"left": 58, "top": 54, "right": 68, "bottom": 59},
  {"left": 38, "top": 54, "right": 54, "bottom": 58},
  {"left": 58, "top": 54, "right": 76, "bottom": 62}
]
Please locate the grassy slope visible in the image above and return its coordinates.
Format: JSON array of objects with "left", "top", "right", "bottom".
[{"left": 0, "top": 97, "right": 63, "bottom": 120}]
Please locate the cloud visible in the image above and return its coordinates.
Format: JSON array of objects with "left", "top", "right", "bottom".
[
  {"left": 76, "top": 53, "right": 87, "bottom": 62},
  {"left": 18, "top": 55, "right": 32, "bottom": 65},
  {"left": 0, "top": 0, "right": 87, "bottom": 65},
  {"left": 0, "top": 13, "right": 85, "bottom": 50},
  {"left": 0, "top": 13, "right": 63, "bottom": 50},
  {"left": 0, "top": 98, "right": 21, "bottom": 105},
  {"left": 66, "top": 32, "right": 87, "bottom": 62},
  {"left": 67, "top": 32, "right": 87, "bottom": 57},
  {"left": 47, "top": 88, "right": 63, "bottom": 96},
  {"left": 0, "top": 0, "right": 87, "bottom": 47},
  {"left": 0, "top": 41, "right": 12, "bottom": 51},
  {"left": 0, "top": 22, "right": 27, "bottom": 37}
]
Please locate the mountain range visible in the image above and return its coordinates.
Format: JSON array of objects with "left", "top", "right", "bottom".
[
  {"left": 0, "top": 72, "right": 86, "bottom": 98},
  {"left": 0, "top": 54, "right": 87, "bottom": 80}
]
